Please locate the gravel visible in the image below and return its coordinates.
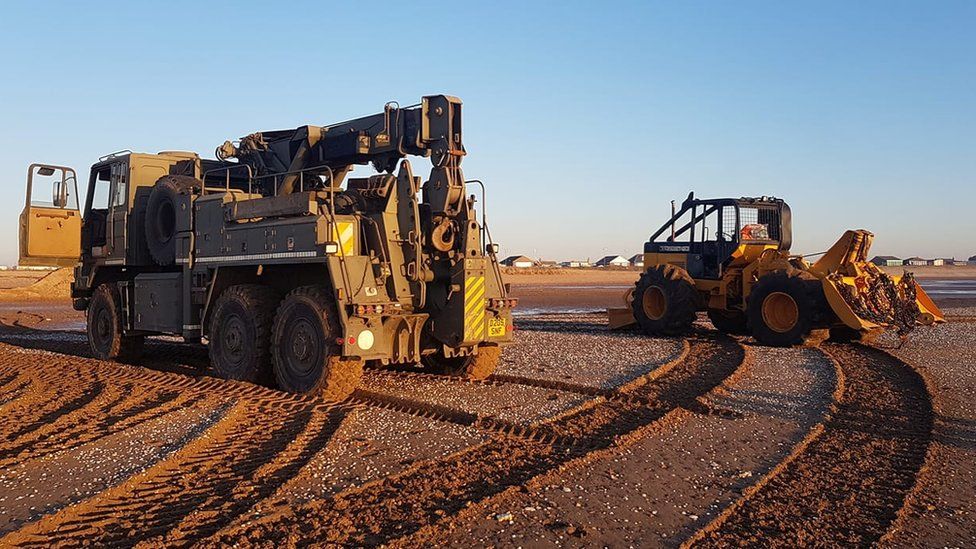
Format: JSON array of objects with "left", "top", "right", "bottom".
[
  {"left": 881, "top": 320, "right": 976, "bottom": 546},
  {"left": 500, "top": 313, "right": 686, "bottom": 389},
  {"left": 270, "top": 406, "right": 489, "bottom": 505},
  {"left": 443, "top": 344, "right": 837, "bottom": 546},
  {"left": 360, "top": 370, "right": 591, "bottom": 426}
]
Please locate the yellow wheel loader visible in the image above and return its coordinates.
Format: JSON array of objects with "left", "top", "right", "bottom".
[{"left": 609, "top": 193, "right": 943, "bottom": 346}]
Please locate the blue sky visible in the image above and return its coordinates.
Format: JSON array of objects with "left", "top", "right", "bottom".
[{"left": 1, "top": 1, "right": 973, "bottom": 264}]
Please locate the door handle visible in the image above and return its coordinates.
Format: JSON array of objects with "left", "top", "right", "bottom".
[{"left": 34, "top": 210, "right": 74, "bottom": 219}]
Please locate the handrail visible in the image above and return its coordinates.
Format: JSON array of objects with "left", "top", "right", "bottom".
[
  {"left": 465, "top": 179, "right": 507, "bottom": 298},
  {"left": 98, "top": 150, "right": 132, "bottom": 162},
  {"left": 201, "top": 164, "right": 254, "bottom": 196}
]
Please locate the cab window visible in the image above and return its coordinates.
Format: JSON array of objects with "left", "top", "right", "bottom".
[
  {"left": 110, "top": 163, "right": 127, "bottom": 207},
  {"left": 90, "top": 167, "right": 111, "bottom": 211},
  {"left": 29, "top": 165, "right": 78, "bottom": 210}
]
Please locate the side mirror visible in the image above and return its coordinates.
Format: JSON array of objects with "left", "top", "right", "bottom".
[
  {"left": 486, "top": 243, "right": 499, "bottom": 254},
  {"left": 52, "top": 179, "right": 67, "bottom": 208}
]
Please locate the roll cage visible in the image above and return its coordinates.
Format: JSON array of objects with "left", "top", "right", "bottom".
[{"left": 643, "top": 192, "right": 792, "bottom": 279}]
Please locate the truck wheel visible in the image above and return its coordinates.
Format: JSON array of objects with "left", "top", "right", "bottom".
[
  {"left": 87, "top": 284, "right": 144, "bottom": 363},
  {"left": 145, "top": 175, "right": 200, "bottom": 265},
  {"left": 707, "top": 309, "right": 749, "bottom": 335},
  {"left": 271, "top": 286, "right": 363, "bottom": 400},
  {"left": 422, "top": 345, "right": 501, "bottom": 380},
  {"left": 631, "top": 265, "right": 699, "bottom": 336},
  {"left": 208, "top": 284, "right": 278, "bottom": 384},
  {"left": 747, "top": 270, "right": 824, "bottom": 347}
]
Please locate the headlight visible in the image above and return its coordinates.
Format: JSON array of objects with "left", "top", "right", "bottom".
[{"left": 357, "top": 330, "right": 374, "bottom": 350}]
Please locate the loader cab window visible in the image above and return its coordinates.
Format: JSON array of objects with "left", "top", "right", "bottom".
[
  {"left": 697, "top": 206, "right": 721, "bottom": 242},
  {"left": 738, "top": 206, "right": 780, "bottom": 242},
  {"left": 663, "top": 209, "right": 694, "bottom": 243}
]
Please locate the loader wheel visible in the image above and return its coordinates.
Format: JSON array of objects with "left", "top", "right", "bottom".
[
  {"left": 209, "top": 284, "right": 278, "bottom": 384},
  {"left": 87, "top": 284, "right": 144, "bottom": 363},
  {"left": 422, "top": 345, "right": 501, "bottom": 380},
  {"left": 748, "top": 271, "right": 825, "bottom": 347},
  {"left": 271, "top": 286, "right": 364, "bottom": 400},
  {"left": 145, "top": 175, "right": 200, "bottom": 265},
  {"left": 631, "top": 265, "right": 699, "bottom": 336},
  {"left": 707, "top": 309, "right": 749, "bottom": 335}
]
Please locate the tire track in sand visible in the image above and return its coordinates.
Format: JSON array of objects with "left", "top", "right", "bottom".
[
  {"left": 197, "top": 334, "right": 745, "bottom": 547},
  {"left": 684, "top": 343, "right": 933, "bottom": 547},
  {"left": 0, "top": 398, "right": 347, "bottom": 547}
]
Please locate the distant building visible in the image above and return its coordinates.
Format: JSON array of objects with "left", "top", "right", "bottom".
[
  {"left": 870, "top": 255, "right": 902, "bottom": 267},
  {"left": 500, "top": 255, "right": 535, "bottom": 268},
  {"left": 970, "top": 255, "right": 976, "bottom": 266},
  {"left": 903, "top": 257, "right": 931, "bottom": 267},
  {"left": 595, "top": 255, "right": 629, "bottom": 268},
  {"left": 537, "top": 260, "right": 559, "bottom": 268},
  {"left": 628, "top": 254, "right": 644, "bottom": 268},
  {"left": 560, "top": 260, "right": 590, "bottom": 268}
]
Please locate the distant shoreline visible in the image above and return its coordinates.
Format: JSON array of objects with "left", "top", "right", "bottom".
[{"left": 502, "top": 264, "right": 976, "bottom": 281}]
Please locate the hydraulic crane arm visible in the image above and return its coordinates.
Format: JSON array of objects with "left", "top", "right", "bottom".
[{"left": 216, "top": 95, "right": 465, "bottom": 195}]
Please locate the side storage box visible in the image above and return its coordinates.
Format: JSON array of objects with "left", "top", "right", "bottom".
[{"left": 133, "top": 273, "right": 183, "bottom": 334}]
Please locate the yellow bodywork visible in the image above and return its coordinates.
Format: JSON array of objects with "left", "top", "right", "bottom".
[
  {"left": 19, "top": 164, "right": 82, "bottom": 268},
  {"left": 609, "top": 229, "right": 944, "bottom": 334},
  {"left": 19, "top": 206, "right": 81, "bottom": 267},
  {"left": 809, "top": 230, "right": 943, "bottom": 331}
]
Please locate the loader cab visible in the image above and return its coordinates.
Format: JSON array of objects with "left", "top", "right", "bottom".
[{"left": 644, "top": 193, "right": 791, "bottom": 280}]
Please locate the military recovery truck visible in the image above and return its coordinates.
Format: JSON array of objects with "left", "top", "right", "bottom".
[{"left": 20, "top": 95, "right": 516, "bottom": 400}]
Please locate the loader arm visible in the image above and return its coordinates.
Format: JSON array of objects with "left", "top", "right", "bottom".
[{"left": 809, "top": 229, "right": 873, "bottom": 277}]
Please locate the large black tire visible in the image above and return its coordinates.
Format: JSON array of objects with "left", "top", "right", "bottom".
[
  {"left": 208, "top": 284, "right": 278, "bottom": 384},
  {"left": 422, "top": 345, "right": 501, "bottom": 380},
  {"left": 747, "top": 270, "right": 826, "bottom": 347},
  {"left": 271, "top": 286, "right": 363, "bottom": 400},
  {"left": 145, "top": 175, "right": 200, "bottom": 265},
  {"left": 707, "top": 309, "right": 750, "bottom": 335},
  {"left": 631, "top": 265, "right": 700, "bottom": 336},
  {"left": 87, "top": 284, "right": 144, "bottom": 363}
]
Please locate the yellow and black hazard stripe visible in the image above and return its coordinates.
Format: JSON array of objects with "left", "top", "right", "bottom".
[
  {"left": 331, "top": 221, "right": 356, "bottom": 256},
  {"left": 463, "top": 274, "right": 486, "bottom": 341}
]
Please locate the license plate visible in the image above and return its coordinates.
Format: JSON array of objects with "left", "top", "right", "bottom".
[{"left": 488, "top": 317, "right": 507, "bottom": 338}]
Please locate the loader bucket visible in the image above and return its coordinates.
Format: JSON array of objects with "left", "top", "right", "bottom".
[
  {"left": 907, "top": 278, "right": 944, "bottom": 325},
  {"left": 608, "top": 307, "right": 637, "bottom": 330},
  {"left": 607, "top": 287, "right": 637, "bottom": 330},
  {"left": 821, "top": 277, "right": 882, "bottom": 331},
  {"left": 821, "top": 271, "right": 944, "bottom": 335}
]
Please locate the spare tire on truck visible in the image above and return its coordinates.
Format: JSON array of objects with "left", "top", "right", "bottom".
[{"left": 145, "top": 175, "right": 200, "bottom": 265}]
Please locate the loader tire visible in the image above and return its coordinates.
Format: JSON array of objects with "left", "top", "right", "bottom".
[
  {"left": 145, "top": 175, "right": 200, "bottom": 265},
  {"left": 707, "top": 309, "right": 749, "bottom": 335},
  {"left": 631, "top": 265, "right": 699, "bottom": 336},
  {"left": 209, "top": 284, "right": 278, "bottom": 384},
  {"left": 87, "top": 284, "right": 144, "bottom": 363},
  {"left": 271, "top": 285, "right": 363, "bottom": 400},
  {"left": 748, "top": 270, "right": 825, "bottom": 347},
  {"left": 422, "top": 345, "right": 501, "bottom": 380}
]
